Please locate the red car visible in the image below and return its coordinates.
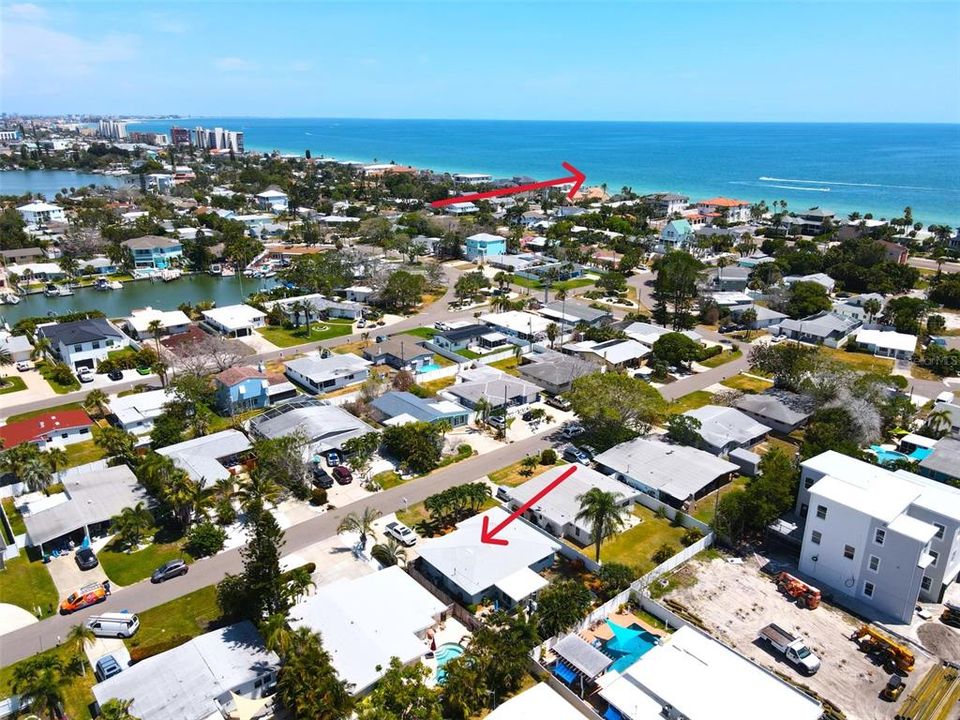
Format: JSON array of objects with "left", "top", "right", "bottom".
[{"left": 332, "top": 466, "right": 353, "bottom": 485}]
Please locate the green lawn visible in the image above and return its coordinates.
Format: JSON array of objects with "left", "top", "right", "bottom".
[
  {"left": 6, "top": 402, "right": 85, "bottom": 424},
  {"left": 403, "top": 327, "right": 439, "bottom": 340},
  {"left": 689, "top": 475, "right": 749, "bottom": 525},
  {"left": 0, "top": 554, "right": 58, "bottom": 618},
  {"left": 510, "top": 275, "right": 541, "bottom": 290},
  {"left": 698, "top": 349, "right": 743, "bottom": 369},
  {"left": 3, "top": 497, "right": 27, "bottom": 536},
  {"left": 417, "top": 376, "right": 456, "bottom": 394},
  {"left": 98, "top": 541, "right": 192, "bottom": 586},
  {"left": 208, "top": 407, "right": 265, "bottom": 433},
  {"left": 456, "top": 348, "right": 483, "bottom": 360},
  {"left": 552, "top": 277, "right": 597, "bottom": 291},
  {"left": 36, "top": 361, "right": 81, "bottom": 394},
  {"left": 581, "top": 505, "right": 689, "bottom": 574},
  {"left": 257, "top": 319, "right": 355, "bottom": 348},
  {"left": 0, "top": 643, "right": 96, "bottom": 720},
  {"left": 821, "top": 346, "right": 894, "bottom": 375},
  {"left": 720, "top": 374, "right": 774, "bottom": 394},
  {"left": 63, "top": 438, "right": 107, "bottom": 469},
  {"left": 488, "top": 458, "right": 567, "bottom": 488},
  {"left": 667, "top": 390, "right": 715, "bottom": 414},
  {"left": 127, "top": 585, "right": 221, "bottom": 650},
  {"left": 0, "top": 376, "right": 27, "bottom": 395},
  {"left": 372, "top": 470, "right": 404, "bottom": 490},
  {"left": 489, "top": 356, "right": 521, "bottom": 376}
]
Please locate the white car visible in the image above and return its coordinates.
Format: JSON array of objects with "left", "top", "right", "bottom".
[
  {"left": 15, "top": 360, "right": 32, "bottom": 372},
  {"left": 385, "top": 521, "right": 418, "bottom": 546},
  {"left": 78, "top": 369, "right": 95, "bottom": 383}
]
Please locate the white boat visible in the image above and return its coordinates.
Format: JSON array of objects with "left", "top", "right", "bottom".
[
  {"left": 221, "top": 266, "right": 236, "bottom": 277},
  {"left": 160, "top": 269, "right": 182, "bottom": 282},
  {"left": 208, "top": 264, "right": 222, "bottom": 275},
  {"left": 94, "top": 278, "right": 123, "bottom": 291},
  {"left": 107, "top": 280, "right": 123, "bottom": 290},
  {"left": 6, "top": 294, "right": 21, "bottom": 304},
  {"left": 45, "top": 283, "right": 74, "bottom": 297}
]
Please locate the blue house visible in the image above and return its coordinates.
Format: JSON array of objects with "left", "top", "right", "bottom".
[
  {"left": 659, "top": 219, "right": 694, "bottom": 249},
  {"left": 121, "top": 235, "right": 184, "bottom": 269},
  {"left": 465, "top": 233, "right": 507, "bottom": 261},
  {"left": 213, "top": 366, "right": 270, "bottom": 414}
]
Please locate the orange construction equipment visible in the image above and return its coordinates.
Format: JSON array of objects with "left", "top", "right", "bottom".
[
  {"left": 851, "top": 625, "right": 915, "bottom": 674},
  {"left": 775, "top": 571, "right": 822, "bottom": 610}
]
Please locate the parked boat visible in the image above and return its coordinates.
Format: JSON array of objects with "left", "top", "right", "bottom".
[
  {"left": 93, "top": 278, "right": 123, "bottom": 291},
  {"left": 44, "top": 283, "right": 74, "bottom": 297},
  {"left": 221, "top": 266, "right": 236, "bottom": 277},
  {"left": 208, "top": 264, "right": 222, "bottom": 275},
  {"left": 0, "top": 293, "right": 19, "bottom": 305},
  {"left": 160, "top": 269, "right": 182, "bottom": 282}
]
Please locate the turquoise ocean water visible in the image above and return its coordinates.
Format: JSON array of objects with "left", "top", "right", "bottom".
[{"left": 120, "top": 119, "right": 960, "bottom": 226}]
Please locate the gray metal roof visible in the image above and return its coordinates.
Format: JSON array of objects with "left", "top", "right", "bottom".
[
  {"left": 249, "top": 396, "right": 373, "bottom": 451},
  {"left": 445, "top": 369, "right": 540, "bottom": 407},
  {"left": 775, "top": 311, "right": 860, "bottom": 338},
  {"left": 684, "top": 405, "right": 771, "bottom": 452},
  {"left": 37, "top": 317, "right": 124, "bottom": 346},
  {"left": 92, "top": 621, "right": 279, "bottom": 720},
  {"left": 157, "top": 429, "right": 251, "bottom": 485},
  {"left": 541, "top": 300, "right": 612, "bottom": 324},
  {"left": 553, "top": 634, "right": 612, "bottom": 678},
  {"left": 23, "top": 465, "right": 148, "bottom": 546},
  {"left": 919, "top": 437, "right": 960, "bottom": 480},
  {"left": 595, "top": 438, "right": 739, "bottom": 502},
  {"left": 371, "top": 391, "right": 468, "bottom": 423},
  {"left": 284, "top": 353, "right": 370, "bottom": 383},
  {"left": 518, "top": 352, "right": 595, "bottom": 388},
  {"left": 363, "top": 334, "right": 432, "bottom": 362},
  {"left": 735, "top": 391, "right": 812, "bottom": 427}
]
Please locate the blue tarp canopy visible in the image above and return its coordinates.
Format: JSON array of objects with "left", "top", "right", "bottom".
[{"left": 552, "top": 662, "right": 577, "bottom": 685}]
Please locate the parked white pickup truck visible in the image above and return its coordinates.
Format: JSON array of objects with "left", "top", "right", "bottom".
[{"left": 759, "top": 623, "right": 821, "bottom": 675}]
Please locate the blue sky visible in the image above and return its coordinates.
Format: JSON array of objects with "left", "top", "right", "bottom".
[{"left": 2, "top": 1, "right": 959, "bottom": 122}]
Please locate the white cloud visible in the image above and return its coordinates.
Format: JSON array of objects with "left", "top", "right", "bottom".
[
  {"left": 4, "top": 3, "right": 48, "bottom": 21},
  {"left": 215, "top": 57, "right": 256, "bottom": 72}
]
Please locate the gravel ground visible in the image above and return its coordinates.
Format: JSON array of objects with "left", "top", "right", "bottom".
[{"left": 665, "top": 553, "right": 936, "bottom": 720}]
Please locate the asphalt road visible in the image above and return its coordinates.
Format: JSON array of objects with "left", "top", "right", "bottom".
[{"left": 0, "top": 425, "right": 552, "bottom": 667}]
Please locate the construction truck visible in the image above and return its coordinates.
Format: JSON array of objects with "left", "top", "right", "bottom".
[
  {"left": 775, "top": 571, "right": 822, "bottom": 610},
  {"left": 851, "top": 625, "right": 915, "bottom": 674},
  {"left": 940, "top": 602, "right": 960, "bottom": 628},
  {"left": 759, "top": 623, "right": 821, "bottom": 675}
]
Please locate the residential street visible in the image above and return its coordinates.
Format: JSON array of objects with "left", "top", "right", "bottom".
[{"left": 0, "top": 426, "right": 551, "bottom": 668}]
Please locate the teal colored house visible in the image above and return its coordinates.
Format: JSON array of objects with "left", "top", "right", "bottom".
[
  {"left": 213, "top": 366, "right": 270, "bottom": 414},
  {"left": 121, "top": 235, "right": 184, "bottom": 269},
  {"left": 660, "top": 219, "right": 694, "bottom": 249},
  {"left": 465, "top": 233, "right": 507, "bottom": 261}
]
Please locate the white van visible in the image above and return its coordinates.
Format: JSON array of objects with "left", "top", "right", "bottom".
[{"left": 86, "top": 612, "right": 140, "bottom": 638}]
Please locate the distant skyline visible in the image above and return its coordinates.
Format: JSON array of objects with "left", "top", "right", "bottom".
[{"left": 2, "top": 1, "right": 959, "bottom": 123}]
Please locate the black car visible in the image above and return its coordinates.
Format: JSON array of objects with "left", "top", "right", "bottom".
[
  {"left": 107, "top": 369, "right": 124, "bottom": 381},
  {"left": 151, "top": 559, "right": 188, "bottom": 583},
  {"left": 75, "top": 547, "right": 99, "bottom": 570},
  {"left": 311, "top": 466, "right": 334, "bottom": 489},
  {"left": 719, "top": 324, "right": 739, "bottom": 334}
]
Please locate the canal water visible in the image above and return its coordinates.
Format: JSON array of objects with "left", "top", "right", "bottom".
[
  {"left": 1, "top": 274, "right": 279, "bottom": 325},
  {"left": 0, "top": 170, "right": 126, "bottom": 198}
]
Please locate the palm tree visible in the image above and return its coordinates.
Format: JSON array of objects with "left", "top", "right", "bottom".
[
  {"left": 11, "top": 654, "right": 66, "bottom": 720},
  {"left": 371, "top": 536, "right": 407, "bottom": 567},
  {"left": 235, "top": 472, "right": 284, "bottom": 511},
  {"left": 98, "top": 698, "right": 139, "bottom": 720},
  {"left": 261, "top": 613, "right": 295, "bottom": 657},
  {"left": 147, "top": 318, "right": 164, "bottom": 356},
  {"left": 925, "top": 409, "right": 953, "bottom": 438},
  {"left": 337, "top": 506, "right": 381, "bottom": 549},
  {"left": 0, "top": 347, "right": 11, "bottom": 385},
  {"left": 576, "top": 488, "right": 630, "bottom": 563},
  {"left": 289, "top": 300, "right": 308, "bottom": 330},
  {"left": 44, "top": 447, "right": 67, "bottom": 487},
  {"left": 546, "top": 322, "right": 559, "bottom": 349},
  {"left": 84, "top": 388, "right": 109, "bottom": 418},
  {"left": 283, "top": 567, "right": 315, "bottom": 604},
  {"left": 96, "top": 426, "right": 137, "bottom": 463},
  {"left": 863, "top": 298, "right": 882, "bottom": 325},
  {"left": 162, "top": 473, "right": 201, "bottom": 530},
  {"left": 474, "top": 396, "right": 492, "bottom": 425},
  {"left": 112, "top": 502, "right": 154, "bottom": 548},
  {"left": 66, "top": 622, "right": 96, "bottom": 673},
  {"left": 31, "top": 336, "right": 52, "bottom": 361}
]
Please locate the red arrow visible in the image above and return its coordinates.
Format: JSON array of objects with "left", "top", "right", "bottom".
[
  {"left": 481, "top": 465, "right": 579, "bottom": 545},
  {"left": 431, "top": 162, "right": 586, "bottom": 208}
]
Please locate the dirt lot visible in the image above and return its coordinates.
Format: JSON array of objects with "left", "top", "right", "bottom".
[{"left": 664, "top": 553, "right": 936, "bottom": 720}]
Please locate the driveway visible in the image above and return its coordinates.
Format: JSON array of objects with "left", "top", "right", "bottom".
[
  {"left": 45, "top": 551, "right": 112, "bottom": 600},
  {"left": 0, "top": 367, "right": 56, "bottom": 412}
]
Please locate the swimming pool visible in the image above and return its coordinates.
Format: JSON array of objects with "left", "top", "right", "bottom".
[
  {"left": 418, "top": 362, "right": 442, "bottom": 374},
  {"left": 869, "top": 445, "right": 933, "bottom": 465},
  {"left": 434, "top": 642, "right": 465, "bottom": 683},
  {"left": 602, "top": 621, "right": 658, "bottom": 673}
]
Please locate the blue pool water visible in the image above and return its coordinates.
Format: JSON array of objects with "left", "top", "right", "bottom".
[
  {"left": 418, "top": 362, "right": 442, "bottom": 374},
  {"left": 870, "top": 445, "right": 933, "bottom": 465},
  {"left": 434, "top": 642, "right": 465, "bottom": 683},
  {"left": 603, "top": 621, "right": 658, "bottom": 674}
]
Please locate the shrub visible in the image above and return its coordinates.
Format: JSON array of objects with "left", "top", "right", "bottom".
[
  {"left": 456, "top": 443, "right": 472, "bottom": 457},
  {"left": 681, "top": 527, "right": 704, "bottom": 547},
  {"left": 310, "top": 487, "right": 328, "bottom": 506},
  {"left": 185, "top": 521, "right": 226, "bottom": 558},
  {"left": 598, "top": 562, "right": 636, "bottom": 599},
  {"left": 651, "top": 543, "right": 677, "bottom": 565},
  {"left": 540, "top": 448, "right": 557, "bottom": 465}
]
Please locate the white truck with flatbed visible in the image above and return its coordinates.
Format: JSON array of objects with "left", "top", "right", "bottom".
[{"left": 759, "top": 623, "right": 821, "bottom": 675}]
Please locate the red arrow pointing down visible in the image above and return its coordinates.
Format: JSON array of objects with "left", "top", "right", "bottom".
[
  {"left": 431, "top": 162, "right": 586, "bottom": 208},
  {"left": 480, "top": 465, "right": 579, "bottom": 545}
]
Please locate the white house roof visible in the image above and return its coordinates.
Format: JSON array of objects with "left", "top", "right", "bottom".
[
  {"left": 284, "top": 352, "right": 371, "bottom": 384},
  {"left": 249, "top": 396, "right": 373, "bottom": 452},
  {"left": 417, "top": 507, "right": 560, "bottom": 598},
  {"left": 256, "top": 189, "right": 288, "bottom": 198},
  {"left": 127, "top": 307, "right": 192, "bottom": 334},
  {"left": 201, "top": 304, "right": 265, "bottom": 331},
  {"left": 566, "top": 338, "right": 649, "bottom": 365},
  {"left": 494, "top": 567, "right": 549, "bottom": 604},
  {"left": 487, "top": 683, "right": 584, "bottom": 720},
  {"left": 598, "top": 626, "right": 822, "bottom": 720},
  {"left": 623, "top": 321, "right": 702, "bottom": 347},
  {"left": 18, "top": 201, "right": 62, "bottom": 212},
  {"left": 480, "top": 310, "right": 552, "bottom": 336},
  {"left": 684, "top": 405, "right": 771, "bottom": 451},
  {"left": 157, "top": 429, "right": 251, "bottom": 484},
  {"left": 288, "top": 566, "right": 445, "bottom": 694},
  {"left": 92, "top": 621, "right": 278, "bottom": 720},
  {"left": 855, "top": 328, "right": 918, "bottom": 354},
  {"left": 506, "top": 464, "right": 635, "bottom": 536},
  {"left": 109, "top": 388, "right": 174, "bottom": 430},
  {"left": 595, "top": 438, "right": 738, "bottom": 502}
]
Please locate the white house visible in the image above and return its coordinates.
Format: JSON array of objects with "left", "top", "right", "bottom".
[
  {"left": 479, "top": 310, "right": 552, "bottom": 342},
  {"left": 17, "top": 202, "right": 66, "bottom": 225},
  {"left": 797, "top": 451, "right": 960, "bottom": 620},
  {"left": 283, "top": 353, "right": 371, "bottom": 394},
  {"left": 255, "top": 187, "right": 289, "bottom": 212},
  {"left": 108, "top": 389, "right": 174, "bottom": 436},
  {"left": 125, "top": 306, "right": 192, "bottom": 339},
  {"left": 201, "top": 304, "right": 266, "bottom": 337},
  {"left": 696, "top": 197, "right": 751, "bottom": 224},
  {"left": 853, "top": 328, "right": 918, "bottom": 360}
]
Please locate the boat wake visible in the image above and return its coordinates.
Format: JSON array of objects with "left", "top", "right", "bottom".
[
  {"left": 730, "top": 181, "right": 830, "bottom": 192},
  {"left": 758, "top": 176, "right": 939, "bottom": 191}
]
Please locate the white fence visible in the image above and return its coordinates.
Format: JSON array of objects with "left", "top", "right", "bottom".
[
  {"left": 635, "top": 534, "right": 713, "bottom": 589},
  {"left": 633, "top": 492, "right": 712, "bottom": 534}
]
